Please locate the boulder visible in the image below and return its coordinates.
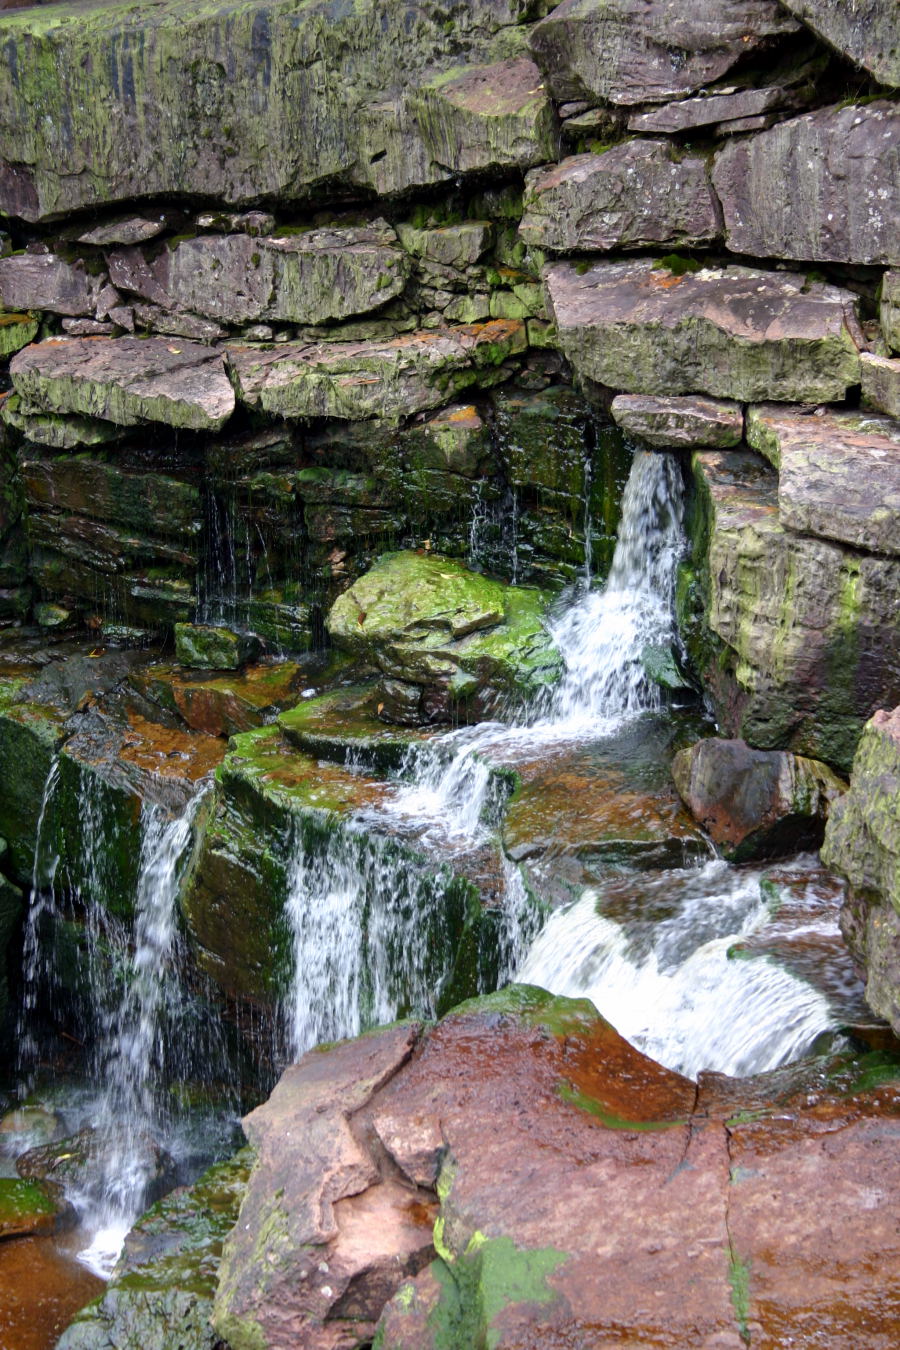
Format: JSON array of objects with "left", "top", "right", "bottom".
[
  {"left": 611, "top": 394, "right": 743, "bottom": 449},
  {"left": 325, "top": 551, "right": 561, "bottom": 720},
  {"left": 0, "top": 252, "right": 105, "bottom": 316},
  {"left": 10, "top": 337, "right": 235, "bottom": 432},
  {"left": 212, "top": 987, "right": 900, "bottom": 1350},
  {"left": 0, "top": 1177, "right": 65, "bottom": 1239},
  {"left": 519, "top": 143, "right": 720, "bottom": 253},
  {"left": 56, "top": 1150, "right": 252, "bottom": 1350},
  {"left": 529, "top": 0, "right": 798, "bottom": 105},
  {"left": 545, "top": 260, "right": 861, "bottom": 403},
  {"left": 860, "top": 351, "right": 900, "bottom": 419},
  {"left": 677, "top": 450, "right": 900, "bottom": 773},
  {"left": 174, "top": 624, "right": 261, "bottom": 672},
  {"left": 108, "top": 225, "right": 409, "bottom": 326},
  {"left": 712, "top": 103, "right": 900, "bottom": 265},
  {"left": 396, "top": 221, "right": 493, "bottom": 269},
  {"left": 0, "top": 0, "right": 546, "bottom": 221},
  {"left": 227, "top": 321, "right": 527, "bottom": 422},
  {"left": 746, "top": 405, "right": 900, "bottom": 556},
  {"left": 821, "top": 707, "right": 900, "bottom": 1033},
  {"left": 672, "top": 737, "right": 846, "bottom": 862},
  {"left": 780, "top": 0, "right": 900, "bottom": 87},
  {"left": 880, "top": 269, "right": 900, "bottom": 353}
]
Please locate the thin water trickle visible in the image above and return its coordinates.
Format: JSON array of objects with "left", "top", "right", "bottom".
[{"left": 16, "top": 758, "right": 62, "bottom": 1091}]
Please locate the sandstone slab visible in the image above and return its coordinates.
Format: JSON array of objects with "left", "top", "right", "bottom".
[
  {"left": 227, "top": 321, "right": 527, "bottom": 422},
  {"left": 746, "top": 405, "right": 900, "bottom": 557},
  {"left": 861, "top": 350, "right": 900, "bottom": 419},
  {"left": 627, "top": 85, "right": 801, "bottom": 134},
  {"left": 76, "top": 210, "right": 183, "bottom": 247},
  {"left": 781, "top": 0, "right": 900, "bottom": 87},
  {"left": 713, "top": 102, "right": 900, "bottom": 265},
  {"left": 0, "top": 1, "right": 542, "bottom": 221},
  {"left": 109, "top": 225, "right": 408, "bottom": 327},
  {"left": 10, "top": 336, "right": 235, "bottom": 431},
  {"left": 678, "top": 449, "right": 900, "bottom": 771},
  {"left": 672, "top": 736, "right": 846, "bottom": 862},
  {"left": 529, "top": 0, "right": 797, "bottom": 105},
  {"left": 0, "top": 252, "right": 104, "bottom": 317},
  {"left": 520, "top": 143, "right": 719, "bottom": 253},
  {"left": 2, "top": 396, "right": 124, "bottom": 449},
  {"left": 611, "top": 394, "right": 743, "bottom": 449},
  {"left": 545, "top": 260, "right": 861, "bottom": 403}
]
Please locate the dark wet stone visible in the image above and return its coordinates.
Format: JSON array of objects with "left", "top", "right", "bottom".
[
  {"left": 780, "top": 0, "right": 900, "bottom": 86},
  {"left": 611, "top": 394, "right": 743, "bottom": 449}
]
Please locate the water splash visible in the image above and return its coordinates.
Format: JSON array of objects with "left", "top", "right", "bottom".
[{"left": 517, "top": 859, "right": 851, "bottom": 1079}]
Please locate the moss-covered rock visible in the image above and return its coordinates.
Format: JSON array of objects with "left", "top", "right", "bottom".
[
  {"left": 56, "top": 1149, "right": 253, "bottom": 1350},
  {"left": 0, "top": 677, "right": 65, "bottom": 885},
  {"left": 0, "top": 1176, "right": 62, "bottom": 1239},
  {"left": 174, "top": 624, "right": 261, "bottom": 672},
  {"left": 0, "top": 312, "right": 39, "bottom": 356},
  {"left": 326, "top": 551, "right": 561, "bottom": 722}
]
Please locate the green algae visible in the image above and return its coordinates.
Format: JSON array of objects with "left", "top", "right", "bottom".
[{"left": 557, "top": 1083, "right": 684, "bottom": 1132}]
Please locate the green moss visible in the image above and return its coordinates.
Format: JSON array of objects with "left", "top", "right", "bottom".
[
  {"left": 728, "top": 1247, "right": 752, "bottom": 1345},
  {"left": 653, "top": 253, "right": 702, "bottom": 277},
  {"left": 557, "top": 1083, "right": 684, "bottom": 1132}
]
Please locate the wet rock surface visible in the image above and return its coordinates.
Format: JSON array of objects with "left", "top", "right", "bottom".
[
  {"left": 545, "top": 261, "right": 861, "bottom": 403},
  {"left": 211, "top": 988, "right": 900, "bottom": 1350},
  {"left": 672, "top": 736, "right": 846, "bottom": 862}
]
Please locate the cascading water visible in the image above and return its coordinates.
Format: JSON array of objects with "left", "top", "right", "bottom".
[{"left": 16, "top": 757, "right": 62, "bottom": 1085}]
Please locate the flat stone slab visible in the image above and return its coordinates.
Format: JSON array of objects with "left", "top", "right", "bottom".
[
  {"left": 746, "top": 405, "right": 900, "bottom": 556},
  {"left": 520, "top": 143, "right": 719, "bottom": 253},
  {"left": 781, "top": 0, "right": 900, "bottom": 87},
  {"left": 713, "top": 102, "right": 900, "bottom": 266},
  {"left": 611, "top": 394, "right": 743, "bottom": 449},
  {"left": 10, "top": 336, "right": 235, "bottom": 431},
  {"left": 108, "top": 223, "right": 408, "bottom": 326},
  {"left": 627, "top": 85, "right": 799, "bottom": 134},
  {"left": 227, "top": 321, "right": 527, "bottom": 421},
  {"left": 0, "top": 252, "right": 104, "bottom": 317},
  {"left": 861, "top": 351, "right": 900, "bottom": 419},
  {"left": 529, "top": 0, "right": 798, "bottom": 105},
  {"left": 545, "top": 260, "right": 861, "bottom": 403}
]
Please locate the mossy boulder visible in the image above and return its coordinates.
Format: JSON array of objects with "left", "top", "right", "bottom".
[
  {"left": 56, "top": 1149, "right": 253, "bottom": 1350},
  {"left": 174, "top": 624, "right": 261, "bottom": 672},
  {"left": 326, "top": 551, "right": 561, "bottom": 723},
  {"left": 0, "top": 1176, "right": 64, "bottom": 1239}
]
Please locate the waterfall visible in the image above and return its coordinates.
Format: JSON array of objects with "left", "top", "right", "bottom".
[
  {"left": 16, "top": 757, "right": 62, "bottom": 1087},
  {"left": 517, "top": 859, "right": 852, "bottom": 1079}
]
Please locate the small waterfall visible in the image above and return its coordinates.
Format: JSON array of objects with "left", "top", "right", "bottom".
[{"left": 517, "top": 860, "right": 846, "bottom": 1080}]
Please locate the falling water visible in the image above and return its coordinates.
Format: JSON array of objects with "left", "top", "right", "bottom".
[
  {"left": 16, "top": 757, "right": 62, "bottom": 1086},
  {"left": 517, "top": 858, "right": 857, "bottom": 1079}
]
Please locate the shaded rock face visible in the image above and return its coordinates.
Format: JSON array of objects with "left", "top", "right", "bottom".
[
  {"left": 0, "top": 251, "right": 105, "bottom": 316},
  {"left": 519, "top": 143, "right": 721, "bottom": 253},
  {"left": 677, "top": 450, "right": 900, "bottom": 773},
  {"left": 212, "top": 989, "right": 900, "bottom": 1350},
  {"left": 545, "top": 260, "right": 861, "bottom": 403},
  {"left": 713, "top": 102, "right": 900, "bottom": 265},
  {"left": 529, "top": 0, "right": 798, "bottom": 105},
  {"left": 0, "top": 0, "right": 554, "bottom": 222},
  {"left": 860, "top": 351, "right": 900, "bottom": 420},
  {"left": 822, "top": 707, "right": 900, "bottom": 1034},
  {"left": 781, "top": 0, "right": 900, "bottom": 86},
  {"left": 672, "top": 736, "right": 846, "bottom": 863}
]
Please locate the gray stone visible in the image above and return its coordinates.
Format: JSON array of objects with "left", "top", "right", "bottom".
[
  {"left": 861, "top": 352, "right": 900, "bottom": 419},
  {"left": 410, "top": 58, "right": 557, "bottom": 175},
  {"left": 781, "top": 0, "right": 900, "bottom": 87},
  {"left": 545, "top": 260, "right": 861, "bottom": 403},
  {"left": 227, "top": 320, "right": 528, "bottom": 422},
  {"left": 679, "top": 449, "right": 900, "bottom": 771},
  {"left": 61, "top": 318, "right": 115, "bottom": 337},
  {"left": 520, "top": 143, "right": 719, "bottom": 253},
  {"left": 10, "top": 337, "right": 235, "bottom": 432},
  {"left": 881, "top": 270, "right": 900, "bottom": 353},
  {"left": 0, "top": 252, "right": 104, "bottom": 316},
  {"left": 672, "top": 736, "right": 846, "bottom": 862},
  {"left": 611, "top": 394, "right": 743, "bottom": 449},
  {"left": 76, "top": 211, "right": 182, "bottom": 247},
  {"left": 628, "top": 86, "right": 796, "bottom": 134},
  {"left": 746, "top": 405, "right": 900, "bottom": 556},
  {"left": 115, "top": 225, "right": 409, "bottom": 327},
  {"left": 713, "top": 102, "right": 900, "bottom": 265},
  {"left": 0, "top": 2, "right": 551, "bottom": 222},
  {"left": 529, "top": 0, "right": 798, "bottom": 105},
  {"left": 132, "top": 305, "right": 227, "bottom": 344},
  {"left": 717, "top": 113, "right": 779, "bottom": 135},
  {"left": 397, "top": 221, "right": 493, "bottom": 268}
]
